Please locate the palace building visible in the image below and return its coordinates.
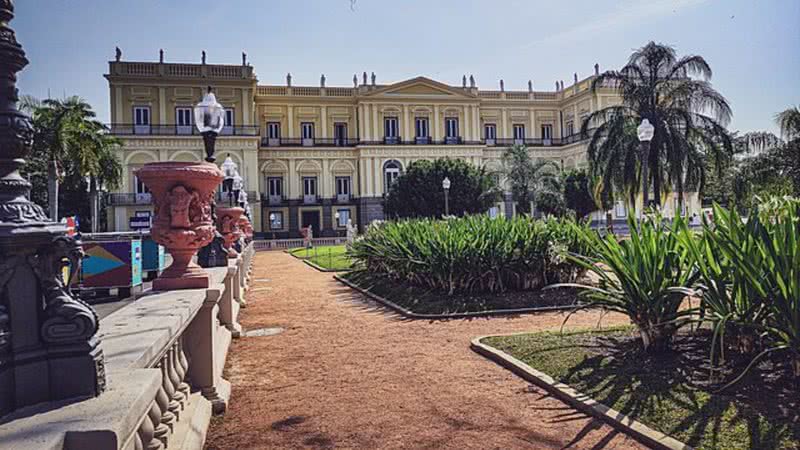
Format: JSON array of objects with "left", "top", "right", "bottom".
[{"left": 104, "top": 54, "right": 699, "bottom": 237}]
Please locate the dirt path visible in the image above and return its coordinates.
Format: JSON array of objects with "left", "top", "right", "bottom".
[{"left": 205, "top": 252, "right": 645, "bottom": 450}]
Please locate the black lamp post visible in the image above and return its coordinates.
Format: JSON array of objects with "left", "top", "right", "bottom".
[
  {"left": 442, "top": 177, "right": 451, "bottom": 216},
  {"left": 637, "top": 118, "right": 655, "bottom": 215},
  {"left": 0, "top": 0, "right": 105, "bottom": 416},
  {"left": 194, "top": 86, "right": 225, "bottom": 163}
]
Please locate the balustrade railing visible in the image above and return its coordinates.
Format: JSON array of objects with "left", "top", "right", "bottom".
[{"left": 109, "top": 124, "right": 260, "bottom": 136}]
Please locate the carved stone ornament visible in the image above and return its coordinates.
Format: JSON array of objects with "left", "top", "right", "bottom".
[
  {"left": 135, "top": 162, "right": 223, "bottom": 290},
  {"left": 216, "top": 206, "right": 244, "bottom": 258}
]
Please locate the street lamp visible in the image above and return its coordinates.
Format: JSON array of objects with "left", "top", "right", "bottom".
[
  {"left": 194, "top": 86, "right": 225, "bottom": 162},
  {"left": 232, "top": 171, "right": 244, "bottom": 207},
  {"left": 442, "top": 177, "right": 451, "bottom": 216},
  {"left": 220, "top": 155, "right": 237, "bottom": 205},
  {"left": 637, "top": 118, "right": 655, "bottom": 214}
]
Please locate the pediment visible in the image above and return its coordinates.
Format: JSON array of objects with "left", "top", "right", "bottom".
[{"left": 366, "top": 77, "right": 474, "bottom": 98}]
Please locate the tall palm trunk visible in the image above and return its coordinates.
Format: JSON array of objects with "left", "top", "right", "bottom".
[
  {"left": 89, "top": 176, "right": 99, "bottom": 233},
  {"left": 47, "top": 159, "right": 59, "bottom": 220}
]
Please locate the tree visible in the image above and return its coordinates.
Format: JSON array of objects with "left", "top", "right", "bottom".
[
  {"left": 563, "top": 169, "right": 600, "bottom": 218},
  {"left": 776, "top": 106, "right": 800, "bottom": 141},
  {"left": 501, "top": 144, "right": 561, "bottom": 215},
  {"left": 583, "top": 42, "right": 733, "bottom": 212},
  {"left": 383, "top": 158, "right": 499, "bottom": 219},
  {"left": 23, "top": 96, "right": 122, "bottom": 231}
]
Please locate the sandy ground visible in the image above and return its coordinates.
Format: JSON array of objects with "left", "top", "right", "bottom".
[{"left": 205, "top": 251, "right": 645, "bottom": 450}]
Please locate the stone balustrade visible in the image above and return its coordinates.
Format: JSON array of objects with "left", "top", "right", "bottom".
[{"left": 0, "top": 243, "right": 255, "bottom": 450}]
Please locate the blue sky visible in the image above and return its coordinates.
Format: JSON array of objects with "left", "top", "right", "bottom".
[{"left": 14, "top": 0, "right": 800, "bottom": 134}]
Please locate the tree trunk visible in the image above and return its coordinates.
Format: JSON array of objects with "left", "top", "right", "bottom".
[
  {"left": 90, "top": 177, "right": 99, "bottom": 233},
  {"left": 47, "top": 159, "right": 59, "bottom": 220},
  {"left": 637, "top": 322, "right": 674, "bottom": 353}
]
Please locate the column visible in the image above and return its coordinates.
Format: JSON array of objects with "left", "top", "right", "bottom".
[
  {"left": 288, "top": 159, "right": 297, "bottom": 198},
  {"left": 287, "top": 105, "right": 294, "bottom": 138},
  {"left": 362, "top": 104, "right": 371, "bottom": 140},
  {"left": 244, "top": 149, "right": 258, "bottom": 192},
  {"left": 574, "top": 104, "right": 579, "bottom": 132},
  {"left": 463, "top": 105, "right": 470, "bottom": 141},
  {"left": 473, "top": 105, "right": 480, "bottom": 141},
  {"left": 501, "top": 109, "right": 508, "bottom": 138},
  {"left": 358, "top": 104, "right": 365, "bottom": 139},
  {"left": 114, "top": 87, "right": 123, "bottom": 122},
  {"left": 158, "top": 88, "right": 166, "bottom": 125},
  {"left": 364, "top": 157, "right": 373, "bottom": 196},
  {"left": 321, "top": 106, "right": 327, "bottom": 138},
  {"left": 321, "top": 159, "right": 330, "bottom": 197},
  {"left": 403, "top": 104, "right": 410, "bottom": 140},
  {"left": 433, "top": 105, "right": 441, "bottom": 141},
  {"left": 371, "top": 103, "right": 379, "bottom": 141},
  {"left": 372, "top": 158, "right": 381, "bottom": 195},
  {"left": 529, "top": 108, "right": 536, "bottom": 138},
  {"left": 242, "top": 89, "right": 250, "bottom": 125}
]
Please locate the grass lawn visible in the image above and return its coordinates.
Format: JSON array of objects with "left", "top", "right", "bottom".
[
  {"left": 289, "top": 245, "right": 352, "bottom": 271},
  {"left": 341, "top": 271, "right": 580, "bottom": 315},
  {"left": 483, "top": 328, "right": 799, "bottom": 450}
]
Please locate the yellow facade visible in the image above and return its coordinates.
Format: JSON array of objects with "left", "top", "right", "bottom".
[{"left": 105, "top": 58, "right": 695, "bottom": 236}]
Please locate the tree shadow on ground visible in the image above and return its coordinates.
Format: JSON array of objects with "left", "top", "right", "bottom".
[{"left": 553, "top": 333, "right": 799, "bottom": 449}]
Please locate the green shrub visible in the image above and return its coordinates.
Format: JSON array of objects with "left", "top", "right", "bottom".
[
  {"left": 348, "top": 214, "right": 590, "bottom": 295},
  {"left": 555, "top": 214, "right": 699, "bottom": 354},
  {"left": 684, "top": 198, "right": 800, "bottom": 382}
]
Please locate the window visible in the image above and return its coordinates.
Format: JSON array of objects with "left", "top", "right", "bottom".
[
  {"left": 541, "top": 124, "right": 553, "bottom": 140},
  {"left": 176, "top": 107, "right": 192, "bottom": 135},
  {"left": 566, "top": 121, "right": 574, "bottom": 136},
  {"left": 336, "top": 176, "right": 350, "bottom": 196},
  {"left": 267, "top": 177, "right": 283, "bottom": 197},
  {"left": 514, "top": 123, "right": 525, "bottom": 141},
  {"left": 134, "top": 106, "right": 150, "bottom": 125},
  {"left": 384, "top": 117, "right": 398, "bottom": 138},
  {"left": 415, "top": 117, "right": 429, "bottom": 141},
  {"left": 303, "top": 177, "right": 317, "bottom": 197},
  {"left": 484, "top": 124, "right": 497, "bottom": 141},
  {"left": 445, "top": 117, "right": 459, "bottom": 138},
  {"left": 267, "top": 122, "right": 281, "bottom": 139},
  {"left": 269, "top": 211, "right": 283, "bottom": 230},
  {"left": 134, "top": 174, "right": 149, "bottom": 194},
  {"left": 134, "top": 106, "right": 150, "bottom": 134},
  {"left": 384, "top": 160, "right": 402, "bottom": 193},
  {"left": 334, "top": 123, "right": 348, "bottom": 145},
  {"left": 223, "top": 108, "right": 234, "bottom": 135},
  {"left": 336, "top": 209, "right": 350, "bottom": 227},
  {"left": 614, "top": 201, "right": 626, "bottom": 218}
]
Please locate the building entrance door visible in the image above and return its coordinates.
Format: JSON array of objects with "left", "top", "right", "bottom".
[{"left": 300, "top": 210, "right": 321, "bottom": 235}]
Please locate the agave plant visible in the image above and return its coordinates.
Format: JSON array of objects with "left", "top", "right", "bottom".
[{"left": 554, "top": 214, "right": 699, "bottom": 353}]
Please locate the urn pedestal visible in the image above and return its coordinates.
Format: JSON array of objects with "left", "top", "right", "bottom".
[
  {"left": 237, "top": 216, "right": 253, "bottom": 242},
  {"left": 135, "top": 162, "right": 223, "bottom": 290},
  {"left": 216, "top": 206, "right": 244, "bottom": 259}
]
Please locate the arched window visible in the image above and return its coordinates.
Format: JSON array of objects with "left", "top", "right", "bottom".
[{"left": 383, "top": 160, "right": 402, "bottom": 193}]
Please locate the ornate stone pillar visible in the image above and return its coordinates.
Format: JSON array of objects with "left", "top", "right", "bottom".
[{"left": 0, "top": 0, "right": 105, "bottom": 418}]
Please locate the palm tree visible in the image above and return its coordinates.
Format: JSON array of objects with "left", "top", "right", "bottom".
[
  {"left": 30, "top": 96, "right": 121, "bottom": 229},
  {"left": 776, "top": 106, "right": 800, "bottom": 141},
  {"left": 582, "top": 42, "right": 733, "bottom": 212},
  {"left": 501, "top": 144, "right": 561, "bottom": 215}
]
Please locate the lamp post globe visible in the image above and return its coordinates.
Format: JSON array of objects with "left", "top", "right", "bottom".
[
  {"left": 442, "top": 177, "right": 451, "bottom": 216},
  {"left": 637, "top": 118, "right": 655, "bottom": 213},
  {"left": 194, "top": 86, "right": 225, "bottom": 162}
]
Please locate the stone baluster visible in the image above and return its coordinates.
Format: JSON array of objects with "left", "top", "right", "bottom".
[
  {"left": 145, "top": 401, "right": 166, "bottom": 450},
  {"left": 160, "top": 355, "right": 180, "bottom": 426},
  {"left": 176, "top": 339, "right": 191, "bottom": 399},
  {"left": 167, "top": 347, "right": 185, "bottom": 412},
  {"left": 136, "top": 404, "right": 157, "bottom": 450}
]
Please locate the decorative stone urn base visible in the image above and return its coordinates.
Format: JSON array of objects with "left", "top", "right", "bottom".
[
  {"left": 237, "top": 216, "right": 253, "bottom": 242},
  {"left": 135, "top": 162, "right": 223, "bottom": 290},
  {"left": 216, "top": 206, "right": 244, "bottom": 259}
]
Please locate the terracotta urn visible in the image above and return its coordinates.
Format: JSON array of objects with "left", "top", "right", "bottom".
[
  {"left": 237, "top": 215, "right": 253, "bottom": 242},
  {"left": 135, "top": 162, "right": 223, "bottom": 290},
  {"left": 216, "top": 206, "right": 244, "bottom": 258}
]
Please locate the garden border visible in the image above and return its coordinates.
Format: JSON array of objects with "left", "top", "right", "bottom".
[
  {"left": 470, "top": 334, "right": 693, "bottom": 450},
  {"left": 334, "top": 274, "right": 580, "bottom": 320}
]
